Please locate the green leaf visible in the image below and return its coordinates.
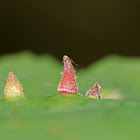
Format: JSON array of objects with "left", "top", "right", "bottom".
[{"left": 0, "top": 52, "right": 139, "bottom": 140}]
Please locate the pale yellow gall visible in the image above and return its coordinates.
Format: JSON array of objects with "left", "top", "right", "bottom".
[{"left": 4, "top": 72, "right": 24, "bottom": 99}]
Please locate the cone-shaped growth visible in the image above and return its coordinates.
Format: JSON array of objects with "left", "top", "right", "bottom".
[
  {"left": 86, "top": 82, "right": 102, "bottom": 99},
  {"left": 4, "top": 72, "right": 24, "bottom": 99},
  {"left": 58, "top": 55, "right": 78, "bottom": 94}
]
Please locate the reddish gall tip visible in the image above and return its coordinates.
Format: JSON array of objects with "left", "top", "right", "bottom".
[
  {"left": 95, "top": 82, "right": 98, "bottom": 87},
  {"left": 63, "top": 55, "right": 68, "bottom": 60}
]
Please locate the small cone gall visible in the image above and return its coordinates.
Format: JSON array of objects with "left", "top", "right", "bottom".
[
  {"left": 86, "top": 82, "right": 102, "bottom": 99},
  {"left": 4, "top": 72, "right": 24, "bottom": 99},
  {"left": 58, "top": 55, "right": 78, "bottom": 94}
]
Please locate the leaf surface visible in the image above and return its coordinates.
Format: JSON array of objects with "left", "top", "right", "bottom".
[{"left": 0, "top": 52, "right": 139, "bottom": 140}]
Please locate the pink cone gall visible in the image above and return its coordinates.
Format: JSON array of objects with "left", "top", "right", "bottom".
[
  {"left": 58, "top": 55, "right": 78, "bottom": 95},
  {"left": 86, "top": 82, "right": 102, "bottom": 99}
]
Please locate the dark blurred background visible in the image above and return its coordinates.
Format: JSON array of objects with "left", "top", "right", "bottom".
[{"left": 0, "top": 0, "right": 140, "bottom": 67}]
